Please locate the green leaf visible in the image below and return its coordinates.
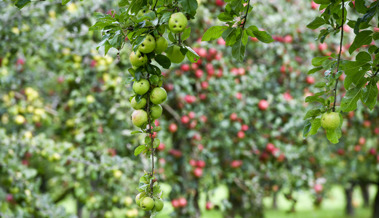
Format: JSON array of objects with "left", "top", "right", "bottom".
[
  {"left": 134, "top": 145, "right": 146, "bottom": 156},
  {"left": 307, "top": 17, "right": 326, "bottom": 29},
  {"left": 202, "top": 26, "right": 228, "bottom": 41},
  {"left": 185, "top": 46, "right": 200, "bottom": 63},
  {"left": 311, "top": 56, "right": 329, "bottom": 66},
  {"left": 246, "top": 26, "right": 273, "bottom": 43},
  {"left": 62, "top": 0, "right": 71, "bottom": 5},
  {"left": 131, "top": 130, "right": 143, "bottom": 135},
  {"left": 303, "top": 118, "right": 321, "bottom": 137},
  {"left": 314, "top": 82, "right": 326, "bottom": 88},
  {"left": 182, "top": 27, "right": 191, "bottom": 41},
  {"left": 362, "top": 81, "right": 378, "bottom": 110},
  {"left": 308, "top": 66, "right": 323, "bottom": 75},
  {"left": 179, "top": 0, "right": 198, "bottom": 16},
  {"left": 340, "top": 86, "right": 363, "bottom": 112},
  {"left": 153, "top": 139, "right": 160, "bottom": 148},
  {"left": 15, "top": 0, "right": 31, "bottom": 9},
  {"left": 231, "top": 38, "right": 245, "bottom": 62},
  {"left": 314, "top": 0, "right": 330, "bottom": 4},
  {"left": 305, "top": 96, "right": 325, "bottom": 105},
  {"left": 325, "top": 128, "right": 341, "bottom": 144},
  {"left": 155, "top": 54, "right": 171, "bottom": 69},
  {"left": 349, "top": 30, "right": 373, "bottom": 54},
  {"left": 304, "top": 109, "right": 321, "bottom": 120},
  {"left": 355, "top": 0, "right": 368, "bottom": 14}
]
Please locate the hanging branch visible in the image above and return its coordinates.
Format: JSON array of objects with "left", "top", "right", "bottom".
[
  {"left": 146, "top": 73, "right": 155, "bottom": 196},
  {"left": 332, "top": 0, "right": 345, "bottom": 112}
]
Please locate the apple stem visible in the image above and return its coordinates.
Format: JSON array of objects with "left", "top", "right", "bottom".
[{"left": 332, "top": 0, "right": 344, "bottom": 112}]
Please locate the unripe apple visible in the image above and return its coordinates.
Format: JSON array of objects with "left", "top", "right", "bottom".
[
  {"left": 132, "top": 110, "right": 148, "bottom": 127},
  {"left": 133, "top": 79, "right": 150, "bottom": 95},
  {"left": 150, "top": 104, "right": 162, "bottom": 119},
  {"left": 131, "top": 97, "right": 147, "bottom": 109},
  {"left": 168, "top": 12, "right": 188, "bottom": 33},
  {"left": 321, "top": 112, "right": 340, "bottom": 130},
  {"left": 166, "top": 45, "right": 185, "bottom": 63},
  {"left": 154, "top": 199, "right": 164, "bottom": 211},
  {"left": 141, "top": 197, "right": 155, "bottom": 211},
  {"left": 150, "top": 87, "right": 167, "bottom": 104},
  {"left": 113, "top": 170, "right": 122, "bottom": 179},
  {"left": 137, "top": 9, "right": 154, "bottom": 18},
  {"left": 129, "top": 51, "right": 147, "bottom": 67},
  {"left": 139, "top": 34, "right": 156, "bottom": 54},
  {"left": 154, "top": 36, "right": 168, "bottom": 54},
  {"left": 135, "top": 193, "right": 142, "bottom": 206}
]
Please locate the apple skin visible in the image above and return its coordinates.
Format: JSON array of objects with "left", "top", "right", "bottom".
[
  {"left": 321, "top": 112, "right": 340, "bottom": 130},
  {"left": 129, "top": 51, "right": 147, "bottom": 67},
  {"left": 137, "top": 9, "right": 155, "bottom": 19},
  {"left": 154, "top": 199, "right": 164, "bottom": 211},
  {"left": 150, "top": 87, "right": 167, "bottom": 104},
  {"left": 166, "top": 45, "right": 185, "bottom": 63},
  {"left": 132, "top": 110, "right": 148, "bottom": 127},
  {"left": 140, "top": 197, "right": 155, "bottom": 211},
  {"left": 131, "top": 97, "right": 147, "bottom": 109},
  {"left": 154, "top": 37, "right": 168, "bottom": 54},
  {"left": 139, "top": 34, "right": 156, "bottom": 54},
  {"left": 150, "top": 104, "right": 163, "bottom": 119},
  {"left": 135, "top": 193, "right": 142, "bottom": 206},
  {"left": 133, "top": 79, "right": 150, "bottom": 95},
  {"left": 168, "top": 12, "right": 188, "bottom": 33}
]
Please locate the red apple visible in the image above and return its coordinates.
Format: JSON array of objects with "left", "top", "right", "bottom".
[
  {"left": 206, "top": 202, "right": 214, "bottom": 210},
  {"left": 193, "top": 167, "right": 203, "bottom": 178},
  {"left": 258, "top": 100, "right": 269, "bottom": 111},
  {"left": 169, "top": 123, "right": 178, "bottom": 133}
]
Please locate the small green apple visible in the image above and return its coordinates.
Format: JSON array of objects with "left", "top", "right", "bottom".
[
  {"left": 166, "top": 45, "right": 185, "bottom": 63},
  {"left": 154, "top": 36, "right": 168, "bottom": 54},
  {"left": 135, "top": 193, "right": 142, "bottom": 206},
  {"left": 133, "top": 79, "right": 150, "bottom": 95},
  {"left": 168, "top": 12, "right": 188, "bottom": 33},
  {"left": 141, "top": 197, "right": 155, "bottom": 211},
  {"left": 321, "top": 112, "right": 340, "bottom": 130},
  {"left": 154, "top": 199, "right": 164, "bottom": 212},
  {"left": 150, "top": 104, "right": 163, "bottom": 119},
  {"left": 137, "top": 9, "right": 156, "bottom": 19},
  {"left": 132, "top": 110, "right": 148, "bottom": 127},
  {"left": 150, "top": 87, "right": 167, "bottom": 104},
  {"left": 139, "top": 34, "right": 156, "bottom": 54},
  {"left": 131, "top": 97, "right": 147, "bottom": 109},
  {"left": 129, "top": 51, "right": 147, "bottom": 67}
]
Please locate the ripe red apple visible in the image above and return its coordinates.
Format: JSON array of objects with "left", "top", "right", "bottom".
[
  {"left": 283, "top": 35, "right": 293, "bottom": 43},
  {"left": 363, "top": 120, "right": 371, "bottom": 128},
  {"left": 198, "top": 144, "right": 204, "bottom": 151},
  {"left": 258, "top": 100, "right": 269, "bottom": 111},
  {"left": 241, "top": 124, "right": 249, "bottom": 131},
  {"left": 206, "top": 202, "right": 214, "bottom": 210},
  {"left": 189, "top": 159, "right": 197, "bottom": 167},
  {"left": 171, "top": 199, "right": 180, "bottom": 208},
  {"left": 169, "top": 123, "right": 178, "bottom": 133},
  {"left": 197, "top": 160, "right": 206, "bottom": 168},
  {"left": 193, "top": 168, "right": 203, "bottom": 178},
  {"left": 169, "top": 149, "right": 182, "bottom": 158},
  {"left": 181, "top": 115, "right": 190, "bottom": 124},
  {"left": 230, "top": 113, "right": 238, "bottom": 121},
  {"left": 277, "top": 154, "right": 285, "bottom": 162},
  {"left": 178, "top": 197, "right": 187, "bottom": 207},
  {"left": 230, "top": 160, "right": 243, "bottom": 168},
  {"left": 306, "top": 76, "right": 315, "bottom": 84},
  {"left": 358, "top": 137, "right": 366, "bottom": 145},
  {"left": 318, "top": 43, "right": 327, "bottom": 51},
  {"left": 157, "top": 143, "right": 165, "bottom": 151},
  {"left": 314, "top": 184, "right": 323, "bottom": 193},
  {"left": 235, "top": 92, "right": 242, "bottom": 100},
  {"left": 237, "top": 131, "right": 245, "bottom": 139},
  {"left": 181, "top": 64, "right": 190, "bottom": 71},
  {"left": 311, "top": 1, "right": 318, "bottom": 9},
  {"left": 198, "top": 48, "right": 207, "bottom": 58},
  {"left": 369, "top": 148, "right": 376, "bottom": 155},
  {"left": 195, "top": 69, "right": 203, "bottom": 78},
  {"left": 201, "top": 81, "right": 209, "bottom": 89},
  {"left": 266, "top": 143, "right": 275, "bottom": 153},
  {"left": 200, "top": 115, "right": 207, "bottom": 123},
  {"left": 337, "top": 148, "right": 345, "bottom": 156},
  {"left": 215, "top": 0, "right": 224, "bottom": 6},
  {"left": 217, "top": 38, "right": 225, "bottom": 45},
  {"left": 354, "top": 145, "right": 361, "bottom": 152}
]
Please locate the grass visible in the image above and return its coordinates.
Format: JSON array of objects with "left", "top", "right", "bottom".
[{"left": 59, "top": 184, "right": 375, "bottom": 217}]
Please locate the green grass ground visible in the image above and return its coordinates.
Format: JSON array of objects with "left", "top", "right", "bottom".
[{"left": 60, "top": 185, "right": 375, "bottom": 217}]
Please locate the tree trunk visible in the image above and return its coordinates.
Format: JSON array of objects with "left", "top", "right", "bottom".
[
  {"left": 360, "top": 182, "right": 370, "bottom": 208},
  {"left": 193, "top": 183, "right": 201, "bottom": 218},
  {"left": 372, "top": 183, "right": 379, "bottom": 218},
  {"left": 345, "top": 183, "right": 355, "bottom": 216},
  {"left": 272, "top": 191, "right": 278, "bottom": 210}
]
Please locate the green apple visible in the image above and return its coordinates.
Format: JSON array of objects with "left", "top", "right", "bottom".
[
  {"left": 133, "top": 79, "right": 150, "bottom": 95},
  {"left": 132, "top": 110, "right": 148, "bottom": 127},
  {"left": 150, "top": 104, "right": 163, "bottom": 119},
  {"left": 129, "top": 51, "right": 147, "bottom": 67},
  {"left": 321, "top": 112, "right": 340, "bottom": 130},
  {"left": 154, "top": 199, "right": 164, "bottom": 212},
  {"left": 154, "top": 36, "right": 168, "bottom": 54},
  {"left": 137, "top": 9, "right": 156, "bottom": 19},
  {"left": 168, "top": 12, "right": 188, "bottom": 33},
  {"left": 131, "top": 97, "right": 147, "bottom": 109},
  {"left": 150, "top": 87, "right": 167, "bottom": 104},
  {"left": 166, "top": 45, "right": 185, "bottom": 63},
  {"left": 141, "top": 197, "right": 155, "bottom": 211},
  {"left": 135, "top": 193, "right": 142, "bottom": 206},
  {"left": 139, "top": 34, "right": 156, "bottom": 54}
]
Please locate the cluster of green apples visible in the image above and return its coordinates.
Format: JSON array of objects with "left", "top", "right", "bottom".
[
  {"left": 129, "top": 11, "right": 189, "bottom": 128},
  {"left": 135, "top": 193, "right": 164, "bottom": 212}
]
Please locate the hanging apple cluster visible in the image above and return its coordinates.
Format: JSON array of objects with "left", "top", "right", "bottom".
[{"left": 91, "top": 0, "right": 200, "bottom": 214}]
